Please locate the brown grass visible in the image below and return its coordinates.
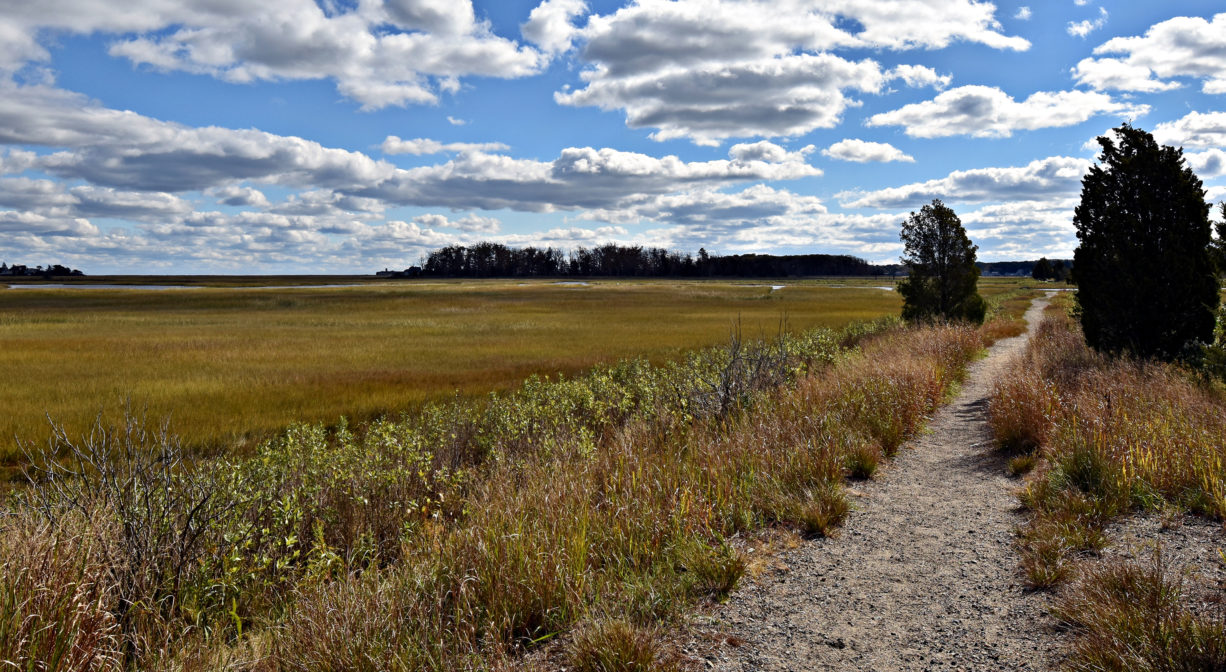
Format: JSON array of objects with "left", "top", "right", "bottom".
[
  {"left": 0, "top": 279, "right": 904, "bottom": 465},
  {"left": 989, "top": 293, "right": 1226, "bottom": 669},
  {"left": 3, "top": 314, "right": 985, "bottom": 670},
  {"left": 1052, "top": 552, "right": 1226, "bottom": 671}
]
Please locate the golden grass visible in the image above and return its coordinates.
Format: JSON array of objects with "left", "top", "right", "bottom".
[
  {"left": 989, "top": 293, "right": 1226, "bottom": 669},
  {"left": 4, "top": 313, "right": 985, "bottom": 670},
  {"left": 0, "top": 279, "right": 906, "bottom": 464}
]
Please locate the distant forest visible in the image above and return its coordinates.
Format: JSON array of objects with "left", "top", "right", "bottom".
[
  {"left": 0, "top": 262, "right": 85, "bottom": 278},
  {"left": 407, "top": 242, "right": 891, "bottom": 278},
  {"left": 384, "top": 242, "right": 1068, "bottom": 279}
]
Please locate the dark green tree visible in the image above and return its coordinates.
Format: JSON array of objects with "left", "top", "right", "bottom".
[
  {"left": 1073, "top": 124, "right": 1220, "bottom": 360},
  {"left": 1031, "top": 257, "right": 1053, "bottom": 281},
  {"left": 1052, "top": 260, "right": 1070, "bottom": 283},
  {"left": 1212, "top": 202, "right": 1226, "bottom": 276},
  {"left": 897, "top": 199, "right": 986, "bottom": 324}
]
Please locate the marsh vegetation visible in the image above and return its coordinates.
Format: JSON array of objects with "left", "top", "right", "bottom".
[{"left": 0, "top": 277, "right": 1041, "bottom": 670}]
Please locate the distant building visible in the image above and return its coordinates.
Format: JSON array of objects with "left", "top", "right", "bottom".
[{"left": 375, "top": 266, "right": 422, "bottom": 279}]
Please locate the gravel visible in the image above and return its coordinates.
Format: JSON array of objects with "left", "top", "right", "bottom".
[{"left": 679, "top": 295, "right": 1065, "bottom": 672}]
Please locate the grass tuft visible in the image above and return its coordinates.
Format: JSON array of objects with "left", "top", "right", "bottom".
[
  {"left": 567, "top": 619, "right": 676, "bottom": 672},
  {"left": 1052, "top": 552, "right": 1226, "bottom": 671}
]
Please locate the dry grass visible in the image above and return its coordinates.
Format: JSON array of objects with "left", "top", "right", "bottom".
[
  {"left": 2, "top": 313, "right": 985, "bottom": 670},
  {"left": 1052, "top": 552, "right": 1226, "bottom": 671},
  {"left": 567, "top": 620, "right": 676, "bottom": 672},
  {"left": 989, "top": 293, "right": 1226, "bottom": 669},
  {"left": 0, "top": 279, "right": 904, "bottom": 466},
  {"left": 0, "top": 514, "right": 122, "bottom": 671}
]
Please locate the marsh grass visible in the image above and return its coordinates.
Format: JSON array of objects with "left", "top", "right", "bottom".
[
  {"left": 1052, "top": 552, "right": 1226, "bottom": 671},
  {"left": 989, "top": 294, "right": 1226, "bottom": 668},
  {"left": 3, "top": 309, "right": 984, "bottom": 670},
  {"left": 0, "top": 279, "right": 905, "bottom": 465}
]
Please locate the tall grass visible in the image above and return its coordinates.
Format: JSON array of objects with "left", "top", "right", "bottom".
[
  {"left": 3, "top": 314, "right": 983, "bottom": 670},
  {"left": 0, "top": 280, "right": 903, "bottom": 466},
  {"left": 988, "top": 296, "right": 1226, "bottom": 670}
]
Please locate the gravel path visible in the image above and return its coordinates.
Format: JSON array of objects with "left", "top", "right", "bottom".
[{"left": 690, "top": 294, "right": 1063, "bottom": 672}]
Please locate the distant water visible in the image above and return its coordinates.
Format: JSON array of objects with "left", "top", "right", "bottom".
[
  {"left": 7, "top": 283, "right": 201, "bottom": 290},
  {"left": 6, "top": 283, "right": 364, "bottom": 290}
]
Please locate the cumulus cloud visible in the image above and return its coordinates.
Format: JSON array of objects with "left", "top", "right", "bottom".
[
  {"left": 0, "top": 81, "right": 823, "bottom": 222},
  {"left": 380, "top": 136, "right": 510, "bottom": 155},
  {"left": 68, "top": 186, "right": 194, "bottom": 220},
  {"left": 1186, "top": 149, "right": 1226, "bottom": 179},
  {"left": 0, "top": 0, "right": 547, "bottom": 110},
  {"left": 822, "top": 139, "right": 914, "bottom": 163},
  {"left": 1072, "top": 13, "right": 1226, "bottom": 94},
  {"left": 1015, "top": 7, "right": 1031, "bottom": 21},
  {"left": 867, "top": 85, "right": 1148, "bottom": 138},
  {"left": 557, "top": 0, "right": 1026, "bottom": 144},
  {"left": 1152, "top": 111, "right": 1226, "bottom": 149},
  {"left": 522, "top": 0, "right": 588, "bottom": 55},
  {"left": 0, "top": 210, "right": 99, "bottom": 237},
  {"left": 1067, "top": 7, "right": 1108, "bottom": 39},
  {"left": 365, "top": 142, "right": 820, "bottom": 211},
  {"left": 558, "top": 52, "right": 887, "bottom": 146},
  {"left": 413, "top": 213, "right": 501, "bottom": 233},
  {"left": 210, "top": 185, "right": 270, "bottom": 207},
  {"left": 839, "top": 156, "right": 1090, "bottom": 208},
  {"left": 886, "top": 64, "right": 951, "bottom": 90},
  {"left": 959, "top": 199, "right": 1079, "bottom": 259}
]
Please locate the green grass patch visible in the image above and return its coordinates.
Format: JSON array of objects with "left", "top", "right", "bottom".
[{"left": 0, "top": 278, "right": 905, "bottom": 464}]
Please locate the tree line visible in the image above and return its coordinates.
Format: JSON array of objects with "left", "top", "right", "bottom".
[
  {"left": 0, "top": 262, "right": 85, "bottom": 278},
  {"left": 417, "top": 242, "right": 888, "bottom": 278}
]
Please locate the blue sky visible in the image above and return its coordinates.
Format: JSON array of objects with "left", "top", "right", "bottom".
[{"left": 1, "top": 0, "right": 1225, "bottom": 274}]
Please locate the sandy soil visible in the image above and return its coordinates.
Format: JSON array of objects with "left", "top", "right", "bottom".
[{"left": 683, "top": 294, "right": 1066, "bottom": 671}]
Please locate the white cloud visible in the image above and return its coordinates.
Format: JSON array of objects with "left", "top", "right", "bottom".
[
  {"left": 446, "top": 116, "right": 467, "bottom": 126},
  {"left": 68, "top": 186, "right": 194, "bottom": 220},
  {"left": 1152, "top": 111, "right": 1226, "bottom": 149},
  {"left": 887, "top": 64, "right": 951, "bottom": 90},
  {"left": 210, "top": 185, "right": 270, "bottom": 208},
  {"left": 867, "top": 85, "right": 1148, "bottom": 138},
  {"left": 1015, "top": 7, "right": 1031, "bottom": 21},
  {"left": 365, "top": 142, "right": 821, "bottom": 211},
  {"left": 558, "top": 52, "right": 888, "bottom": 146},
  {"left": 522, "top": 0, "right": 588, "bottom": 55},
  {"left": 959, "top": 199, "right": 1079, "bottom": 260},
  {"left": 413, "top": 213, "right": 501, "bottom": 233},
  {"left": 822, "top": 139, "right": 914, "bottom": 163},
  {"left": 557, "top": 0, "right": 1026, "bottom": 144},
  {"left": 0, "top": 81, "right": 823, "bottom": 222},
  {"left": 1073, "top": 13, "right": 1226, "bottom": 94},
  {"left": 380, "top": 136, "right": 510, "bottom": 155},
  {"left": 1, "top": 0, "right": 548, "bottom": 110},
  {"left": 1067, "top": 7, "right": 1108, "bottom": 39},
  {"left": 0, "top": 210, "right": 99, "bottom": 237},
  {"left": 1186, "top": 149, "right": 1226, "bottom": 179},
  {"left": 839, "top": 156, "right": 1090, "bottom": 208}
]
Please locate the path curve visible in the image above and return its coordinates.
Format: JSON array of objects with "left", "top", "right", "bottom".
[{"left": 694, "top": 293, "right": 1062, "bottom": 671}]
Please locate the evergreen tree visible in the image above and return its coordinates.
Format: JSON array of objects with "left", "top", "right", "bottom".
[
  {"left": 1073, "top": 124, "right": 1220, "bottom": 360},
  {"left": 1212, "top": 202, "right": 1226, "bottom": 276},
  {"left": 897, "top": 199, "right": 986, "bottom": 324},
  {"left": 1031, "top": 257, "right": 1053, "bottom": 281}
]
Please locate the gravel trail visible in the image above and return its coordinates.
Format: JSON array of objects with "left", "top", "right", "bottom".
[{"left": 692, "top": 294, "right": 1063, "bottom": 672}]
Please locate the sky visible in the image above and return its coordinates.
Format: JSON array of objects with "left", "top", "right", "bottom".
[{"left": 1, "top": 1, "right": 1225, "bottom": 274}]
